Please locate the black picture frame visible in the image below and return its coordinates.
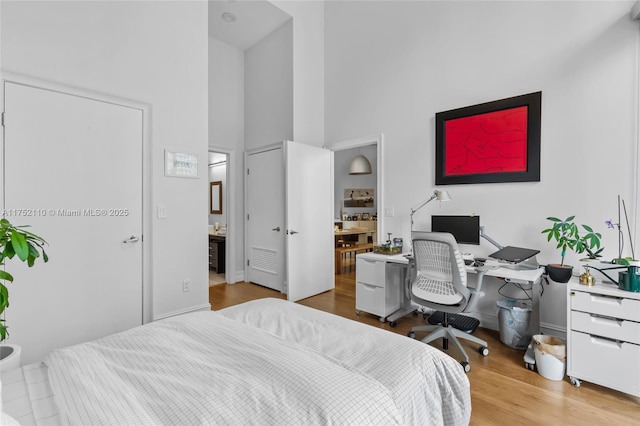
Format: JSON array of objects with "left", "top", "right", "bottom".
[{"left": 435, "top": 91, "right": 541, "bottom": 185}]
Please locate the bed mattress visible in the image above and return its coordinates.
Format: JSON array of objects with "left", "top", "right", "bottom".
[{"left": 1, "top": 298, "right": 470, "bottom": 425}]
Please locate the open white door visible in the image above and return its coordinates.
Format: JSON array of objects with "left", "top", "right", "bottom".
[{"left": 285, "top": 141, "right": 334, "bottom": 302}]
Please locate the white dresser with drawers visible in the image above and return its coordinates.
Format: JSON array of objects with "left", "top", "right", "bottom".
[{"left": 566, "top": 279, "right": 640, "bottom": 396}]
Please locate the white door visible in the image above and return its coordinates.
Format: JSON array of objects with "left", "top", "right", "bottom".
[
  {"left": 245, "top": 141, "right": 333, "bottom": 301},
  {"left": 246, "top": 146, "right": 285, "bottom": 291},
  {"left": 2, "top": 81, "right": 143, "bottom": 364},
  {"left": 285, "top": 141, "right": 333, "bottom": 302}
]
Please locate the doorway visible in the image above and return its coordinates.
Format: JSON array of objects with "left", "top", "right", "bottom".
[
  {"left": 208, "top": 150, "right": 229, "bottom": 286},
  {"left": 327, "top": 135, "right": 384, "bottom": 276}
]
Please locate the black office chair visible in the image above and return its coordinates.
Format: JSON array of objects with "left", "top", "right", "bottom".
[{"left": 407, "top": 231, "right": 489, "bottom": 372}]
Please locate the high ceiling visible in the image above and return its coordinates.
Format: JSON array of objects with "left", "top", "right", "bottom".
[{"left": 208, "top": 0, "right": 292, "bottom": 50}]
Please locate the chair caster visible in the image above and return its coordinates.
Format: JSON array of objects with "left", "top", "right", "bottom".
[
  {"left": 389, "top": 321, "right": 397, "bottom": 328},
  {"left": 461, "top": 362, "right": 471, "bottom": 373},
  {"left": 355, "top": 310, "right": 360, "bottom": 315},
  {"left": 570, "top": 377, "right": 581, "bottom": 388},
  {"left": 407, "top": 331, "right": 416, "bottom": 339},
  {"left": 478, "top": 346, "right": 489, "bottom": 356}
]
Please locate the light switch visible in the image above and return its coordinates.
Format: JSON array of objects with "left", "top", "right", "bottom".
[
  {"left": 157, "top": 205, "right": 167, "bottom": 219},
  {"left": 384, "top": 207, "right": 395, "bottom": 217}
]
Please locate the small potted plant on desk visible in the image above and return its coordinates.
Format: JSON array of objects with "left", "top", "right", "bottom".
[
  {"left": 541, "top": 215, "right": 602, "bottom": 283},
  {"left": 0, "top": 218, "right": 48, "bottom": 370}
]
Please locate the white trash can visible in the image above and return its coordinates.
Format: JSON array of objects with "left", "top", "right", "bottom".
[
  {"left": 532, "top": 335, "right": 566, "bottom": 381},
  {"left": 496, "top": 300, "right": 532, "bottom": 350}
]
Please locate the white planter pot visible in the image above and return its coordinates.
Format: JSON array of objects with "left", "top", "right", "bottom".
[{"left": 0, "top": 344, "right": 22, "bottom": 371}]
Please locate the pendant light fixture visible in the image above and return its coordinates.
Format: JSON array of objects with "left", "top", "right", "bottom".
[{"left": 349, "top": 152, "right": 372, "bottom": 175}]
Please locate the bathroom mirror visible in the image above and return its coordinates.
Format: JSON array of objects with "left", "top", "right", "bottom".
[{"left": 210, "top": 181, "right": 222, "bottom": 214}]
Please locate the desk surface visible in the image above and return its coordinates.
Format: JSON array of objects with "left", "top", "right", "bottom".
[{"left": 357, "top": 252, "right": 544, "bottom": 282}]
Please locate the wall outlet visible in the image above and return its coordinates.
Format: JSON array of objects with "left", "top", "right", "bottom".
[{"left": 182, "top": 279, "right": 191, "bottom": 292}]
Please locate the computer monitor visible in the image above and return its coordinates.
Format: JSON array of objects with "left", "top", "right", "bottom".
[{"left": 431, "top": 215, "right": 480, "bottom": 245}]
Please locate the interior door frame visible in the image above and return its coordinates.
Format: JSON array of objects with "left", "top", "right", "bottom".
[
  {"left": 325, "top": 134, "right": 385, "bottom": 245},
  {"left": 208, "top": 145, "right": 236, "bottom": 284},
  {"left": 0, "top": 70, "right": 152, "bottom": 324}
]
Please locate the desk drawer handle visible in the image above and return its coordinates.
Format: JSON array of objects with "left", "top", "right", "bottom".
[
  {"left": 591, "top": 315, "right": 623, "bottom": 328},
  {"left": 272, "top": 227, "right": 280, "bottom": 232},
  {"left": 590, "top": 335, "right": 622, "bottom": 349},
  {"left": 591, "top": 294, "right": 623, "bottom": 306}
]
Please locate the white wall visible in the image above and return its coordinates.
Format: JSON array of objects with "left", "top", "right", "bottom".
[
  {"left": 325, "top": 1, "right": 639, "bottom": 333},
  {"left": 245, "top": 20, "right": 293, "bottom": 150},
  {"left": 1, "top": 1, "right": 210, "bottom": 323},
  {"left": 209, "top": 37, "right": 244, "bottom": 153},
  {"left": 273, "top": 1, "right": 325, "bottom": 146}
]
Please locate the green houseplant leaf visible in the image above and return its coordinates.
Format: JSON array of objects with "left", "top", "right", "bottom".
[
  {"left": 10, "top": 230, "right": 29, "bottom": 261},
  {"left": 0, "top": 219, "right": 48, "bottom": 341}
]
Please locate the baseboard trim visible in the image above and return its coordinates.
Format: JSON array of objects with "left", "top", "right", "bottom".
[
  {"left": 540, "top": 322, "right": 567, "bottom": 339},
  {"left": 473, "top": 312, "right": 500, "bottom": 332},
  {"left": 473, "top": 313, "right": 567, "bottom": 339},
  {"left": 153, "top": 303, "right": 212, "bottom": 321}
]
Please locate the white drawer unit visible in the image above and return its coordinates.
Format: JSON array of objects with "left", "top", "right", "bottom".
[
  {"left": 355, "top": 253, "right": 403, "bottom": 321},
  {"left": 567, "top": 279, "right": 640, "bottom": 397}
]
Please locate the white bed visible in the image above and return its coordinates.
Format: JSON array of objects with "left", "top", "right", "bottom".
[{"left": 2, "top": 298, "right": 470, "bottom": 425}]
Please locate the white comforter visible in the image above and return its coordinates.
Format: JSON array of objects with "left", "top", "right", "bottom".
[
  {"left": 46, "top": 298, "right": 470, "bottom": 425},
  {"left": 220, "top": 298, "right": 470, "bottom": 425}
]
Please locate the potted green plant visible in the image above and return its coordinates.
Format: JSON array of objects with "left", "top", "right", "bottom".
[
  {"left": 541, "top": 216, "right": 602, "bottom": 283},
  {"left": 0, "top": 218, "right": 48, "bottom": 368},
  {"left": 578, "top": 224, "right": 604, "bottom": 261}
]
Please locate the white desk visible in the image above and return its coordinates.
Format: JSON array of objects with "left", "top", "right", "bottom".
[{"left": 355, "top": 252, "right": 545, "bottom": 333}]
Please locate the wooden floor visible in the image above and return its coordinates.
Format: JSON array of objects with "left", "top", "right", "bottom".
[{"left": 210, "top": 259, "right": 640, "bottom": 425}]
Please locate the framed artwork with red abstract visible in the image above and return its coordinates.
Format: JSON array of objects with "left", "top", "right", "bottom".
[{"left": 435, "top": 92, "right": 541, "bottom": 185}]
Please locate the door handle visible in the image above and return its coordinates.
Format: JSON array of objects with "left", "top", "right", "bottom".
[
  {"left": 123, "top": 235, "right": 140, "bottom": 244},
  {"left": 288, "top": 230, "right": 299, "bottom": 235},
  {"left": 272, "top": 227, "right": 281, "bottom": 232}
]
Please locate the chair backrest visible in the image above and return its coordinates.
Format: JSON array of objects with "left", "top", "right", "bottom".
[{"left": 410, "top": 231, "right": 471, "bottom": 311}]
